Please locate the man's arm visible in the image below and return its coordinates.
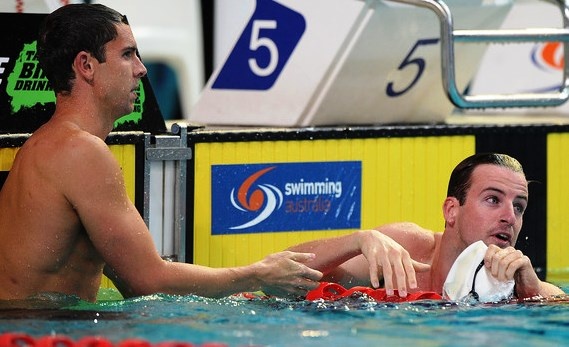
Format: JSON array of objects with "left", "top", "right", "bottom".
[
  {"left": 62, "top": 134, "right": 322, "bottom": 298},
  {"left": 287, "top": 223, "right": 433, "bottom": 297}
]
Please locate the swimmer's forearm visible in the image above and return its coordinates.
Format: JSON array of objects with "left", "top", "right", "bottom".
[
  {"left": 515, "top": 279, "right": 565, "bottom": 300},
  {"left": 131, "top": 252, "right": 322, "bottom": 298},
  {"left": 540, "top": 281, "right": 565, "bottom": 297},
  {"left": 142, "top": 262, "right": 262, "bottom": 298},
  {"left": 286, "top": 224, "right": 429, "bottom": 274},
  {"left": 286, "top": 233, "right": 363, "bottom": 273},
  {"left": 533, "top": 281, "right": 564, "bottom": 299}
]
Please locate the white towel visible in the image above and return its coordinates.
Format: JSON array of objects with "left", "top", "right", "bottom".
[{"left": 443, "top": 241, "right": 514, "bottom": 303}]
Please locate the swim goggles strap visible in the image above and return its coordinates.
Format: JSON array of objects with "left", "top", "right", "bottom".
[{"left": 468, "top": 260, "right": 486, "bottom": 301}]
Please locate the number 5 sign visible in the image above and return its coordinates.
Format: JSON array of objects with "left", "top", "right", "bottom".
[
  {"left": 212, "top": 0, "right": 305, "bottom": 90},
  {"left": 191, "top": 0, "right": 513, "bottom": 126}
]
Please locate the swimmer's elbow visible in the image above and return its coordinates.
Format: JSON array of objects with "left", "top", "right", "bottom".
[
  {"left": 103, "top": 265, "right": 137, "bottom": 298},
  {"left": 103, "top": 264, "right": 164, "bottom": 298}
]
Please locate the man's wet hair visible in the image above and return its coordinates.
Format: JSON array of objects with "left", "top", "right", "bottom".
[
  {"left": 37, "top": 4, "right": 129, "bottom": 94},
  {"left": 447, "top": 153, "right": 525, "bottom": 205}
]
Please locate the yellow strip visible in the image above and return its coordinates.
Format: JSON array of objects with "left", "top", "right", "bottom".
[
  {"left": 109, "top": 144, "right": 137, "bottom": 201},
  {"left": 0, "top": 147, "right": 19, "bottom": 171},
  {"left": 193, "top": 136, "right": 475, "bottom": 267},
  {"left": 547, "top": 133, "right": 569, "bottom": 282}
]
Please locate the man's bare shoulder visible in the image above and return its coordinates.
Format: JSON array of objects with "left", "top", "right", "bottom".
[
  {"left": 21, "top": 122, "right": 112, "bottom": 175},
  {"left": 15, "top": 121, "right": 120, "bottom": 201},
  {"left": 31, "top": 121, "right": 107, "bottom": 155}
]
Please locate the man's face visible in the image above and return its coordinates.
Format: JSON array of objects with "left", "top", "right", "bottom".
[
  {"left": 455, "top": 164, "right": 529, "bottom": 249},
  {"left": 94, "top": 23, "right": 147, "bottom": 119}
]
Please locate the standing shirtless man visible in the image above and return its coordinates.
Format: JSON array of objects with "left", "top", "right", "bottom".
[
  {"left": 0, "top": 4, "right": 321, "bottom": 302},
  {"left": 289, "top": 153, "right": 564, "bottom": 300}
]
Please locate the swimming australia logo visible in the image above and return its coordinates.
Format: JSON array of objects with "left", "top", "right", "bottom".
[
  {"left": 229, "top": 166, "right": 283, "bottom": 230},
  {"left": 211, "top": 161, "right": 362, "bottom": 234}
]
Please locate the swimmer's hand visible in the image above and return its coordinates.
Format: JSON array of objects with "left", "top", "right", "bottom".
[
  {"left": 252, "top": 251, "right": 323, "bottom": 298},
  {"left": 485, "top": 244, "right": 564, "bottom": 299},
  {"left": 357, "top": 230, "right": 430, "bottom": 298}
]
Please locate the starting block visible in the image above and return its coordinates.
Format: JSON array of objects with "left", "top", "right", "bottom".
[{"left": 191, "top": 0, "right": 514, "bottom": 126}]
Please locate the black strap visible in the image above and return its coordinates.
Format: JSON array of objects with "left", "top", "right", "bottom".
[{"left": 468, "top": 260, "right": 486, "bottom": 301}]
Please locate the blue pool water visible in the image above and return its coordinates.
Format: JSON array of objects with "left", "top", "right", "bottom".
[{"left": 2, "top": 286, "right": 569, "bottom": 347}]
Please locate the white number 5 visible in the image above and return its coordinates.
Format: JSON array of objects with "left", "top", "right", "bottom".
[{"left": 248, "top": 20, "right": 279, "bottom": 77}]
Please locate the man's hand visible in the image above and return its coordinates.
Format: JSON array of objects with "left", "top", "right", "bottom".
[
  {"left": 253, "top": 251, "right": 323, "bottom": 298},
  {"left": 484, "top": 244, "right": 563, "bottom": 299},
  {"left": 357, "top": 230, "right": 430, "bottom": 297}
]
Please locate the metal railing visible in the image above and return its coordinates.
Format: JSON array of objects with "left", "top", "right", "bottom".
[
  {"left": 387, "top": 0, "right": 569, "bottom": 108},
  {"left": 144, "top": 123, "right": 191, "bottom": 263}
]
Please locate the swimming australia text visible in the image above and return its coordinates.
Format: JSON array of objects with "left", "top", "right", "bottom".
[{"left": 284, "top": 178, "right": 342, "bottom": 198}]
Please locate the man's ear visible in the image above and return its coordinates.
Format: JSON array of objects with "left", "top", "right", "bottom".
[
  {"left": 73, "top": 51, "right": 95, "bottom": 83},
  {"left": 443, "top": 197, "right": 459, "bottom": 226}
]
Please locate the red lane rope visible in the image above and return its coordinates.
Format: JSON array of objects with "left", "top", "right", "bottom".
[
  {"left": 306, "top": 282, "right": 442, "bottom": 302},
  {"left": 0, "top": 333, "right": 230, "bottom": 347}
]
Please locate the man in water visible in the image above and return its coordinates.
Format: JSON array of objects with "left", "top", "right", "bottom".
[
  {"left": 288, "top": 153, "right": 564, "bottom": 300},
  {"left": 0, "top": 4, "right": 322, "bottom": 302}
]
